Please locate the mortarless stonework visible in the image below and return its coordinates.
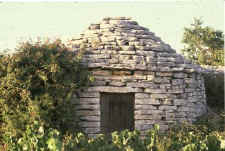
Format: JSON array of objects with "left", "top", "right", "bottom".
[{"left": 69, "top": 17, "right": 207, "bottom": 137}]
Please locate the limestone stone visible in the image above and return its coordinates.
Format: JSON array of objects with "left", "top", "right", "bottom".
[
  {"left": 173, "top": 73, "right": 188, "bottom": 78},
  {"left": 156, "top": 72, "right": 173, "bottom": 77},
  {"left": 79, "top": 122, "right": 100, "bottom": 127},
  {"left": 112, "top": 70, "right": 132, "bottom": 75},
  {"left": 90, "top": 80, "right": 107, "bottom": 86},
  {"left": 135, "top": 124, "right": 153, "bottom": 130},
  {"left": 83, "top": 128, "right": 101, "bottom": 134},
  {"left": 135, "top": 93, "right": 150, "bottom": 99},
  {"left": 109, "top": 81, "right": 125, "bottom": 87},
  {"left": 135, "top": 120, "right": 155, "bottom": 125},
  {"left": 76, "top": 110, "right": 100, "bottom": 116},
  {"left": 75, "top": 104, "right": 100, "bottom": 110},
  {"left": 144, "top": 88, "right": 167, "bottom": 93},
  {"left": 77, "top": 98, "right": 99, "bottom": 104},
  {"left": 86, "top": 86, "right": 143, "bottom": 93},
  {"left": 78, "top": 92, "right": 100, "bottom": 98},
  {"left": 151, "top": 94, "right": 175, "bottom": 99},
  {"left": 80, "top": 116, "right": 100, "bottom": 121},
  {"left": 135, "top": 98, "right": 160, "bottom": 105},
  {"left": 118, "top": 51, "right": 136, "bottom": 55},
  {"left": 127, "top": 82, "right": 154, "bottom": 88},
  {"left": 159, "top": 105, "right": 177, "bottom": 111},
  {"left": 135, "top": 110, "right": 163, "bottom": 115},
  {"left": 173, "top": 99, "right": 187, "bottom": 106},
  {"left": 91, "top": 70, "right": 112, "bottom": 76}
]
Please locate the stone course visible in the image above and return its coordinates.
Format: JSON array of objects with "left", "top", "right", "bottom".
[{"left": 69, "top": 17, "right": 207, "bottom": 137}]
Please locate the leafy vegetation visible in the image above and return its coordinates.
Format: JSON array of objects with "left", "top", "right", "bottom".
[
  {"left": 181, "top": 18, "right": 224, "bottom": 66},
  {"left": 0, "top": 40, "right": 91, "bottom": 148},
  {"left": 1, "top": 124, "right": 225, "bottom": 151}
]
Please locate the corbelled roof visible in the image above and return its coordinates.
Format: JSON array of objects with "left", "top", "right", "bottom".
[{"left": 70, "top": 17, "right": 201, "bottom": 73}]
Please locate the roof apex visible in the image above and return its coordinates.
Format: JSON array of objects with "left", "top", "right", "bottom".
[{"left": 102, "top": 17, "right": 132, "bottom": 21}]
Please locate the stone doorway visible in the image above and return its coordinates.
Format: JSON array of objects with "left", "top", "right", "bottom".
[{"left": 100, "top": 93, "right": 134, "bottom": 134}]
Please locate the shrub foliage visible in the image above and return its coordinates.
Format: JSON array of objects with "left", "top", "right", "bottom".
[
  {"left": 0, "top": 40, "right": 91, "bottom": 145},
  {"left": 2, "top": 124, "right": 225, "bottom": 151},
  {"left": 181, "top": 18, "right": 224, "bottom": 66}
]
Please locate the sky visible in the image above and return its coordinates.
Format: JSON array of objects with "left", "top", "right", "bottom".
[{"left": 0, "top": 0, "right": 224, "bottom": 53}]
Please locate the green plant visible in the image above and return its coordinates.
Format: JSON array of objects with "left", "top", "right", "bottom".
[
  {"left": 181, "top": 18, "right": 224, "bottom": 66},
  {"left": 0, "top": 39, "right": 91, "bottom": 148}
]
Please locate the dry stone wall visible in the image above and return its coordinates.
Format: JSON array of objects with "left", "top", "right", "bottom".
[{"left": 70, "top": 17, "right": 207, "bottom": 137}]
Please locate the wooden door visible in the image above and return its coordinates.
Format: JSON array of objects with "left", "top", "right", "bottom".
[{"left": 100, "top": 93, "right": 134, "bottom": 134}]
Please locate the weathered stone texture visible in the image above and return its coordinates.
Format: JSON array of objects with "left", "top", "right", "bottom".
[{"left": 69, "top": 17, "right": 207, "bottom": 136}]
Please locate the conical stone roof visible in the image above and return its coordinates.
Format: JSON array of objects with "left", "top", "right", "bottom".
[{"left": 71, "top": 17, "right": 201, "bottom": 73}]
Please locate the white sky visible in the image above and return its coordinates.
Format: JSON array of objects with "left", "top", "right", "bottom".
[{"left": 0, "top": 0, "right": 224, "bottom": 53}]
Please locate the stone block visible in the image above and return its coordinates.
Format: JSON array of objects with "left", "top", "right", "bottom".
[
  {"left": 159, "top": 105, "right": 177, "bottom": 111},
  {"left": 76, "top": 98, "right": 99, "bottom": 104},
  {"left": 91, "top": 70, "right": 112, "bottom": 76},
  {"left": 135, "top": 124, "right": 153, "bottom": 130},
  {"left": 101, "top": 50, "right": 118, "bottom": 54},
  {"left": 173, "top": 73, "right": 188, "bottom": 78},
  {"left": 151, "top": 94, "right": 173, "bottom": 99},
  {"left": 144, "top": 88, "right": 167, "bottom": 93},
  {"left": 124, "top": 75, "right": 147, "bottom": 80},
  {"left": 78, "top": 92, "right": 100, "bottom": 98},
  {"left": 136, "top": 51, "right": 156, "bottom": 56},
  {"left": 147, "top": 75, "right": 154, "bottom": 81},
  {"left": 108, "top": 81, "right": 125, "bottom": 87},
  {"left": 160, "top": 99, "right": 173, "bottom": 105},
  {"left": 90, "top": 80, "right": 107, "bottom": 86},
  {"left": 173, "top": 99, "right": 186, "bottom": 106},
  {"left": 133, "top": 56, "right": 144, "bottom": 63},
  {"left": 135, "top": 110, "right": 163, "bottom": 115},
  {"left": 159, "top": 84, "right": 171, "bottom": 89},
  {"left": 177, "top": 106, "right": 190, "bottom": 112},
  {"left": 83, "top": 128, "right": 101, "bottom": 134},
  {"left": 172, "top": 79, "right": 184, "bottom": 85},
  {"left": 112, "top": 70, "right": 132, "bottom": 75},
  {"left": 159, "top": 67, "right": 171, "bottom": 72},
  {"left": 80, "top": 116, "right": 100, "bottom": 121},
  {"left": 175, "top": 112, "right": 187, "bottom": 118},
  {"left": 154, "top": 77, "right": 170, "bottom": 83},
  {"left": 135, "top": 120, "right": 155, "bottom": 125},
  {"left": 79, "top": 122, "right": 100, "bottom": 128},
  {"left": 159, "top": 125, "right": 169, "bottom": 131},
  {"left": 86, "top": 86, "right": 143, "bottom": 93},
  {"left": 135, "top": 105, "right": 157, "bottom": 110},
  {"left": 166, "top": 89, "right": 184, "bottom": 94},
  {"left": 108, "top": 58, "right": 119, "bottom": 64},
  {"left": 135, "top": 98, "right": 160, "bottom": 105},
  {"left": 88, "top": 63, "right": 108, "bottom": 68},
  {"left": 94, "top": 76, "right": 122, "bottom": 81},
  {"left": 156, "top": 72, "right": 173, "bottom": 77},
  {"left": 127, "top": 82, "right": 153, "bottom": 88},
  {"left": 135, "top": 93, "right": 150, "bottom": 99},
  {"left": 75, "top": 104, "right": 100, "bottom": 110},
  {"left": 120, "top": 45, "right": 135, "bottom": 51},
  {"left": 135, "top": 64, "right": 147, "bottom": 70},
  {"left": 118, "top": 51, "right": 136, "bottom": 55},
  {"left": 76, "top": 110, "right": 100, "bottom": 116}
]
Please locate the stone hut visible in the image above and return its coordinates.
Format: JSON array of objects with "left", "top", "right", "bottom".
[{"left": 70, "top": 17, "right": 207, "bottom": 137}]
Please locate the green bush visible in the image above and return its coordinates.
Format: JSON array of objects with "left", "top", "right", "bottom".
[
  {"left": 63, "top": 124, "right": 224, "bottom": 151},
  {"left": 0, "top": 40, "right": 91, "bottom": 146},
  {"left": 1, "top": 122, "right": 225, "bottom": 151}
]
